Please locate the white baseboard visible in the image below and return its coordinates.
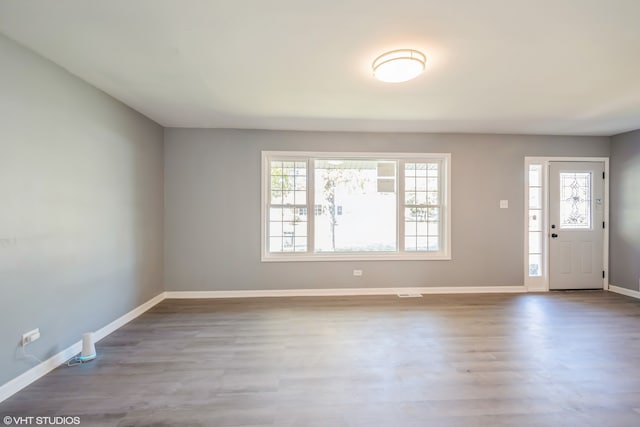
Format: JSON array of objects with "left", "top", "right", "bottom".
[
  {"left": 0, "top": 292, "right": 166, "bottom": 404},
  {"left": 165, "top": 286, "right": 526, "bottom": 299},
  {"left": 0, "top": 342, "right": 83, "bottom": 404},
  {"left": 93, "top": 292, "right": 166, "bottom": 341},
  {"left": 609, "top": 284, "right": 640, "bottom": 300}
]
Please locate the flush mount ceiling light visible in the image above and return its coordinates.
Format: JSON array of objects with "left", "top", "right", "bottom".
[{"left": 372, "top": 49, "right": 426, "bottom": 83}]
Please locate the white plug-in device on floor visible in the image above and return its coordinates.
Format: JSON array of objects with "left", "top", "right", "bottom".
[
  {"left": 68, "top": 332, "right": 97, "bottom": 366},
  {"left": 78, "top": 332, "right": 97, "bottom": 362}
]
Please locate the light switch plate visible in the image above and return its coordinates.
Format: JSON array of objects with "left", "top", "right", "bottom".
[{"left": 500, "top": 200, "right": 509, "bottom": 209}]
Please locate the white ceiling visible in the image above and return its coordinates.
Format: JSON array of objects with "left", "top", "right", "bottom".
[{"left": 1, "top": 0, "right": 640, "bottom": 136}]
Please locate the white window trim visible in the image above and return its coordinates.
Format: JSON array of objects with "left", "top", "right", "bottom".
[
  {"left": 523, "top": 156, "right": 609, "bottom": 292},
  {"left": 261, "top": 151, "right": 452, "bottom": 262}
]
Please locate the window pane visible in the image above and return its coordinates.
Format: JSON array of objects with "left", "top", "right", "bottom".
[
  {"left": 404, "top": 161, "right": 441, "bottom": 253},
  {"left": 282, "top": 207, "right": 295, "bottom": 221},
  {"left": 404, "top": 207, "right": 440, "bottom": 252},
  {"left": 270, "top": 191, "right": 282, "bottom": 205},
  {"left": 377, "top": 178, "right": 395, "bottom": 193},
  {"left": 269, "top": 237, "right": 282, "bottom": 252},
  {"left": 416, "top": 222, "right": 428, "bottom": 236},
  {"left": 428, "top": 236, "right": 439, "bottom": 251},
  {"left": 427, "top": 177, "right": 438, "bottom": 191},
  {"left": 405, "top": 191, "right": 417, "bottom": 205},
  {"left": 416, "top": 177, "right": 427, "bottom": 191},
  {"left": 405, "top": 207, "right": 426, "bottom": 222},
  {"left": 405, "top": 236, "right": 416, "bottom": 251},
  {"left": 416, "top": 236, "right": 428, "bottom": 251},
  {"left": 560, "top": 172, "right": 591, "bottom": 229},
  {"left": 283, "top": 190, "right": 295, "bottom": 205},
  {"left": 294, "top": 191, "right": 306, "bottom": 205},
  {"left": 529, "top": 164, "right": 542, "bottom": 187},
  {"left": 294, "top": 220, "right": 307, "bottom": 237},
  {"left": 529, "top": 231, "right": 541, "bottom": 254},
  {"left": 268, "top": 204, "right": 308, "bottom": 253},
  {"left": 377, "top": 162, "right": 395, "bottom": 177},
  {"left": 529, "top": 254, "right": 542, "bottom": 277},
  {"left": 405, "top": 163, "right": 416, "bottom": 177},
  {"left": 314, "top": 159, "right": 397, "bottom": 252},
  {"left": 529, "top": 187, "right": 541, "bottom": 209},
  {"left": 271, "top": 175, "right": 283, "bottom": 191},
  {"left": 427, "top": 192, "right": 439, "bottom": 205},
  {"left": 268, "top": 160, "right": 308, "bottom": 253},
  {"left": 269, "top": 221, "right": 282, "bottom": 237},
  {"left": 294, "top": 177, "right": 306, "bottom": 191},
  {"left": 428, "top": 222, "right": 439, "bottom": 236},
  {"left": 529, "top": 210, "right": 541, "bottom": 231},
  {"left": 271, "top": 160, "right": 307, "bottom": 207},
  {"left": 294, "top": 237, "right": 307, "bottom": 252},
  {"left": 405, "top": 176, "right": 416, "bottom": 191},
  {"left": 415, "top": 191, "right": 427, "bottom": 205},
  {"left": 405, "top": 219, "right": 417, "bottom": 236}
]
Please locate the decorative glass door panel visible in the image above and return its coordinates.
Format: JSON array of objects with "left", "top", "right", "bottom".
[{"left": 559, "top": 172, "right": 591, "bottom": 230}]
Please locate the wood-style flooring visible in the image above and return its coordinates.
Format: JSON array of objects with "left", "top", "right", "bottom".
[{"left": 2, "top": 291, "right": 640, "bottom": 426}]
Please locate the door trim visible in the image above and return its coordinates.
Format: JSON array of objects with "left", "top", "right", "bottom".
[{"left": 523, "top": 157, "right": 609, "bottom": 292}]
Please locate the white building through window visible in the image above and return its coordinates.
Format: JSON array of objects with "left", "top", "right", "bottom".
[{"left": 262, "top": 152, "right": 451, "bottom": 261}]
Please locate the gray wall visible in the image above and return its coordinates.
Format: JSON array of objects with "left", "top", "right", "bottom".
[
  {"left": 0, "top": 34, "right": 164, "bottom": 385},
  {"left": 164, "top": 128, "right": 609, "bottom": 292},
  {"left": 610, "top": 129, "right": 640, "bottom": 291}
]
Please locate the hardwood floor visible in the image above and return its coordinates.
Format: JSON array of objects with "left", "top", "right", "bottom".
[{"left": 2, "top": 291, "right": 640, "bottom": 426}]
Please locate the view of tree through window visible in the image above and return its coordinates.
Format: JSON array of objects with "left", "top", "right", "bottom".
[{"left": 314, "top": 160, "right": 396, "bottom": 252}]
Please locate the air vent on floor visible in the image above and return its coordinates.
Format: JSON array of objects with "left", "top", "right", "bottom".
[{"left": 397, "top": 293, "right": 423, "bottom": 298}]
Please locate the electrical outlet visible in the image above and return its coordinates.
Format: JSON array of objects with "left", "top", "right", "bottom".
[
  {"left": 22, "top": 328, "right": 40, "bottom": 346},
  {"left": 353, "top": 269, "right": 363, "bottom": 277}
]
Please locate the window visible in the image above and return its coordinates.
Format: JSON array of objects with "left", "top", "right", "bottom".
[
  {"left": 528, "top": 164, "right": 543, "bottom": 277},
  {"left": 314, "top": 159, "right": 397, "bottom": 253},
  {"left": 404, "top": 162, "right": 441, "bottom": 252},
  {"left": 559, "top": 172, "right": 591, "bottom": 229},
  {"left": 268, "top": 160, "right": 308, "bottom": 253},
  {"left": 262, "top": 152, "right": 451, "bottom": 261}
]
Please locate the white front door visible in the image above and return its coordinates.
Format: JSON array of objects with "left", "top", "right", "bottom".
[{"left": 549, "top": 161, "right": 605, "bottom": 290}]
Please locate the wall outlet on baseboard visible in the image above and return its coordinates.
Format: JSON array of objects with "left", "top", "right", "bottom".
[
  {"left": 21, "top": 328, "right": 40, "bottom": 346},
  {"left": 353, "top": 269, "right": 363, "bottom": 277}
]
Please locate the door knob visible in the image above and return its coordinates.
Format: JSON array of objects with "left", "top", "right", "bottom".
[{"left": 551, "top": 233, "right": 558, "bottom": 238}]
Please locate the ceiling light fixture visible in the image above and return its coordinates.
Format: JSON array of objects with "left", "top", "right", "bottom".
[{"left": 372, "top": 49, "right": 426, "bottom": 83}]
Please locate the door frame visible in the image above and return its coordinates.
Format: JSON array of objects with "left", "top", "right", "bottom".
[{"left": 523, "top": 157, "right": 609, "bottom": 292}]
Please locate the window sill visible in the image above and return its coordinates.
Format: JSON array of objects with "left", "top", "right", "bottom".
[{"left": 261, "top": 252, "right": 452, "bottom": 262}]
